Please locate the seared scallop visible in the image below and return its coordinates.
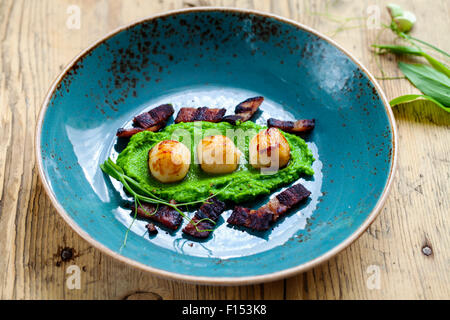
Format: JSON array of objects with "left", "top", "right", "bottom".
[
  {"left": 197, "top": 135, "right": 241, "bottom": 174},
  {"left": 249, "top": 128, "right": 290, "bottom": 170},
  {"left": 148, "top": 140, "right": 191, "bottom": 183}
]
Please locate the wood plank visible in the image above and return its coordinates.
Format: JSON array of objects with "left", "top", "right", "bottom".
[{"left": 0, "top": 0, "right": 448, "bottom": 300}]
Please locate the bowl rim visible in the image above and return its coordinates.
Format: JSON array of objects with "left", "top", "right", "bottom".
[{"left": 36, "top": 6, "right": 398, "bottom": 285}]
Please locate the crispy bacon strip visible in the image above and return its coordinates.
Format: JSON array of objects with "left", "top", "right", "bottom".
[
  {"left": 182, "top": 197, "right": 226, "bottom": 238},
  {"left": 267, "top": 118, "right": 315, "bottom": 134},
  {"left": 131, "top": 200, "right": 182, "bottom": 230},
  {"left": 227, "top": 206, "right": 273, "bottom": 231},
  {"left": 174, "top": 107, "right": 226, "bottom": 124},
  {"left": 116, "top": 125, "right": 166, "bottom": 138},
  {"left": 116, "top": 104, "right": 174, "bottom": 138},
  {"left": 227, "top": 184, "right": 311, "bottom": 231},
  {"left": 174, "top": 108, "right": 196, "bottom": 123},
  {"left": 116, "top": 127, "right": 145, "bottom": 138},
  {"left": 223, "top": 96, "right": 264, "bottom": 125},
  {"left": 133, "top": 104, "right": 174, "bottom": 129}
]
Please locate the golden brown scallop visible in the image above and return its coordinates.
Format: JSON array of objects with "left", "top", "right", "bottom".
[
  {"left": 197, "top": 135, "right": 241, "bottom": 174},
  {"left": 249, "top": 128, "right": 291, "bottom": 170},
  {"left": 148, "top": 140, "right": 191, "bottom": 183}
]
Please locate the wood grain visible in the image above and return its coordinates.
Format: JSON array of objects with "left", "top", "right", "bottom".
[{"left": 0, "top": 0, "right": 448, "bottom": 300}]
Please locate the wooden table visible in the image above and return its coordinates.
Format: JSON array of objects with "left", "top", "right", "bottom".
[{"left": 0, "top": 0, "right": 448, "bottom": 300}]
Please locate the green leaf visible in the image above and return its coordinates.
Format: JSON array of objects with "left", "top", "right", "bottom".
[
  {"left": 420, "top": 53, "right": 450, "bottom": 78},
  {"left": 390, "top": 94, "right": 449, "bottom": 113},
  {"left": 398, "top": 62, "right": 450, "bottom": 106}
]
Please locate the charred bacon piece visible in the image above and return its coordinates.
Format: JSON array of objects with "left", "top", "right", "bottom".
[
  {"left": 145, "top": 223, "right": 158, "bottom": 235},
  {"left": 227, "top": 183, "right": 311, "bottom": 231},
  {"left": 223, "top": 96, "right": 264, "bottom": 125},
  {"left": 227, "top": 206, "right": 273, "bottom": 231},
  {"left": 267, "top": 118, "right": 315, "bottom": 134},
  {"left": 116, "top": 127, "right": 145, "bottom": 138},
  {"left": 131, "top": 200, "right": 182, "bottom": 230},
  {"left": 174, "top": 107, "right": 226, "bottom": 124},
  {"left": 174, "top": 108, "right": 196, "bottom": 123},
  {"left": 116, "top": 104, "right": 174, "bottom": 138},
  {"left": 183, "top": 197, "right": 226, "bottom": 238},
  {"left": 133, "top": 104, "right": 174, "bottom": 129}
]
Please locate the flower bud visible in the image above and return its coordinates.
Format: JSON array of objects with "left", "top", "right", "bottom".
[
  {"left": 387, "top": 4, "right": 416, "bottom": 33},
  {"left": 393, "top": 11, "right": 416, "bottom": 33},
  {"left": 387, "top": 3, "right": 404, "bottom": 18}
]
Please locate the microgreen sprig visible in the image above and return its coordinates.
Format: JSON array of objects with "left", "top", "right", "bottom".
[{"left": 101, "top": 158, "right": 231, "bottom": 248}]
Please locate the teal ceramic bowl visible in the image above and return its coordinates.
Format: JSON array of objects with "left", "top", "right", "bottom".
[{"left": 37, "top": 8, "right": 397, "bottom": 284}]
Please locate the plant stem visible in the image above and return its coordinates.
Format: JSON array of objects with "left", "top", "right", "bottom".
[
  {"left": 101, "top": 158, "right": 222, "bottom": 240},
  {"left": 376, "top": 76, "right": 406, "bottom": 80},
  {"left": 403, "top": 33, "right": 450, "bottom": 59},
  {"left": 120, "top": 197, "right": 139, "bottom": 251}
]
